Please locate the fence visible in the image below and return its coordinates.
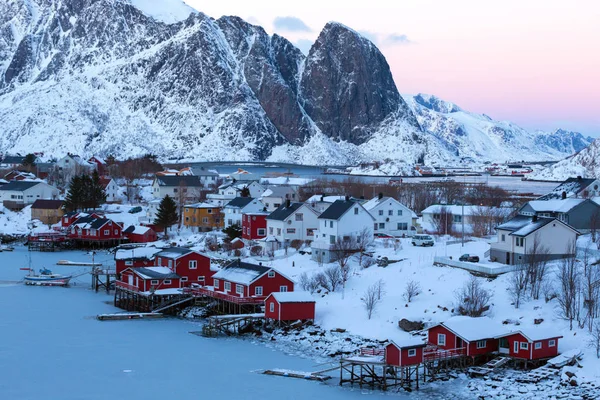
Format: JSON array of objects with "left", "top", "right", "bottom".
[{"left": 433, "top": 256, "right": 518, "bottom": 276}]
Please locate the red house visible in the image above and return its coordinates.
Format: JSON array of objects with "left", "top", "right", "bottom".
[
  {"left": 242, "top": 212, "right": 268, "bottom": 240},
  {"left": 115, "top": 246, "right": 162, "bottom": 274},
  {"left": 68, "top": 217, "right": 124, "bottom": 246},
  {"left": 212, "top": 260, "right": 294, "bottom": 299},
  {"left": 124, "top": 225, "right": 158, "bottom": 243},
  {"left": 155, "top": 247, "right": 214, "bottom": 287},
  {"left": 61, "top": 212, "right": 103, "bottom": 228},
  {"left": 427, "top": 316, "right": 506, "bottom": 358},
  {"left": 88, "top": 156, "right": 107, "bottom": 175},
  {"left": 120, "top": 266, "right": 181, "bottom": 292},
  {"left": 385, "top": 339, "right": 427, "bottom": 367},
  {"left": 495, "top": 329, "right": 562, "bottom": 360},
  {"left": 264, "top": 292, "right": 315, "bottom": 322}
]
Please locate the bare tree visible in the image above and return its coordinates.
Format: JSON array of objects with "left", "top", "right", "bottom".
[
  {"left": 455, "top": 276, "right": 492, "bottom": 317},
  {"left": 525, "top": 234, "right": 551, "bottom": 300},
  {"left": 508, "top": 266, "right": 528, "bottom": 309},
  {"left": 589, "top": 321, "right": 600, "bottom": 359},
  {"left": 431, "top": 206, "right": 453, "bottom": 236},
  {"left": 557, "top": 242, "right": 580, "bottom": 330},
  {"left": 299, "top": 272, "right": 321, "bottom": 293},
  {"left": 322, "top": 266, "right": 342, "bottom": 292},
  {"left": 580, "top": 247, "right": 600, "bottom": 331},
  {"left": 403, "top": 280, "right": 421, "bottom": 303},
  {"left": 354, "top": 227, "right": 374, "bottom": 267},
  {"left": 362, "top": 282, "right": 383, "bottom": 319},
  {"left": 590, "top": 210, "right": 600, "bottom": 242},
  {"left": 332, "top": 236, "right": 358, "bottom": 298}
]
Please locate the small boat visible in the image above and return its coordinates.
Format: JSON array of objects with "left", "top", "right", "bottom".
[
  {"left": 0, "top": 245, "right": 15, "bottom": 252},
  {"left": 22, "top": 268, "right": 72, "bottom": 287}
]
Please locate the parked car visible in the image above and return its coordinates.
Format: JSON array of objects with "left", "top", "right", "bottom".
[
  {"left": 128, "top": 206, "right": 142, "bottom": 214},
  {"left": 374, "top": 233, "right": 394, "bottom": 239},
  {"left": 411, "top": 234, "right": 434, "bottom": 246},
  {"left": 459, "top": 254, "right": 480, "bottom": 262}
]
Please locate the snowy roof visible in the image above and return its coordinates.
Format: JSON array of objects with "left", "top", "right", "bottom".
[
  {"left": 115, "top": 246, "right": 161, "bottom": 260},
  {"left": 421, "top": 204, "right": 496, "bottom": 216},
  {"left": 389, "top": 337, "right": 427, "bottom": 349},
  {"left": 224, "top": 197, "right": 254, "bottom": 209},
  {"left": 132, "top": 266, "right": 180, "bottom": 280},
  {"left": 156, "top": 247, "right": 194, "bottom": 259},
  {"left": 497, "top": 215, "right": 578, "bottom": 237},
  {"left": 318, "top": 199, "right": 361, "bottom": 220},
  {"left": 260, "top": 177, "right": 314, "bottom": 186},
  {"left": 155, "top": 176, "right": 202, "bottom": 187},
  {"left": 495, "top": 327, "right": 563, "bottom": 342},
  {"left": 268, "top": 292, "right": 315, "bottom": 303},
  {"left": 439, "top": 316, "right": 507, "bottom": 342},
  {"left": 124, "top": 225, "right": 152, "bottom": 235},
  {"left": 261, "top": 185, "right": 295, "bottom": 198},
  {"left": 526, "top": 198, "right": 586, "bottom": 213},
  {"left": 185, "top": 202, "right": 219, "bottom": 209},
  {"left": 212, "top": 260, "right": 270, "bottom": 285},
  {"left": 538, "top": 177, "right": 597, "bottom": 200},
  {"left": 190, "top": 167, "right": 219, "bottom": 176},
  {"left": 306, "top": 195, "right": 347, "bottom": 203},
  {"left": 362, "top": 196, "right": 410, "bottom": 212}
]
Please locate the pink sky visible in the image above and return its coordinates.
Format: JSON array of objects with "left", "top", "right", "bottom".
[{"left": 186, "top": 0, "right": 600, "bottom": 136}]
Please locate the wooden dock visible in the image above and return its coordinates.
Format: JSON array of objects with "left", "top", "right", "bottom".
[
  {"left": 96, "top": 312, "right": 164, "bottom": 321},
  {"left": 201, "top": 313, "right": 265, "bottom": 337},
  {"left": 468, "top": 356, "right": 510, "bottom": 376},
  {"left": 262, "top": 369, "right": 331, "bottom": 382}
]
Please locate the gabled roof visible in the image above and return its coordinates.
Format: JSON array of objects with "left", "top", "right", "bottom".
[
  {"left": 129, "top": 267, "right": 180, "bottom": 280},
  {"left": 266, "top": 202, "right": 303, "bottom": 221},
  {"left": 156, "top": 247, "right": 195, "bottom": 260},
  {"left": 318, "top": 199, "right": 363, "bottom": 220},
  {"left": 363, "top": 196, "right": 410, "bottom": 212},
  {"left": 524, "top": 198, "right": 589, "bottom": 214},
  {"left": 190, "top": 167, "right": 219, "bottom": 176},
  {"left": 89, "top": 218, "right": 116, "bottom": 230},
  {"left": 495, "top": 328, "right": 563, "bottom": 342},
  {"left": 434, "top": 316, "right": 507, "bottom": 342},
  {"left": 497, "top": 215, "right": 579, "bottom": 237},
  {"left": 155, "top": 175, "right": 202, "bottom": 187},
  {"left": 262, "top": 185, "right": 295, "bottom": 198},
  {"left": 0, "top": 181, "right": 43, "bottom": 191},
  {"left": 1, "top": 155, "right": 25, "bottom": 164},
  {"left": 266, "top": 291, "right": 315, "bottom": 303},
  {"left": 388, "top": 338, "right": 427, "bottom": 349},
  {"left": 185, "top": 202, "right": 219, "bottom": 209},
  {"left": 224, "top": 197, "right": 254, "bottom": 209},
  {"left": 115, "top": 246, "right": 161, "bottom": 261},
  {"left": 538, "top": 177, "right": 598, "bottom": 200},
  {"left": 212, "top": 259, "right": 271, "bottom": 285},
  {"left": 31, "top": 199, "right": 63, "bottom": 209},
  {"left": 124, "top": 225, "right": 152, "bottom": 235}
]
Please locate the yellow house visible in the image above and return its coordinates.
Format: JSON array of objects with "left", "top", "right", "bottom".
[
  {"left": 31, "top": 199, "right": 64, "bottom": 225},
  {"left": 183, "top": 202, "right": 223, "bottom": 231}
]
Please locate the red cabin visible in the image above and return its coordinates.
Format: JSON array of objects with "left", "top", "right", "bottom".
[
  {"left": 115, "top": 246, "right": 162, "bottom": 274},
  {"left": 495, "top": 330, "right": 562, "bottom": 360},
  {"left": 88, "top": 156, "right": 107, "bottom": 175},
  {"left": 265, "top": 292, "right": 315, "bottom": 322},
  {"left": 154, "top": 248, "right": 214, "bottom": 287},
  {"left": 212, "top": 260, "right": 294, "bottom": 299},
  {"left": 61, "top": 212, "right": 103, "bottom": 228},
  {"left": 68, "top": 217, "right": 124, "bottom": 244},
  {"left": 385, "top": 339, "right": 427, "bottom": 367},
  {"left": 124, "top": 225, "right": 158, "bottom": 243},
  {"left": 119, "top": 267, "right": 180, "bottom": 292},
  {"left": 427, "top": 316, "right": 506, "bottom": 358},
  {"left": 242, "top": 212, "right": 268, "bottom": 240}
]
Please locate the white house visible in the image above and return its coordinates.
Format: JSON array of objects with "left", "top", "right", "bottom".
[
  {"left": 222, "top": 197, "right": 255, "bottom": 227},
  {"left": 56, "top": 154, "right": 95, "bottom": 171},
  {"left": 261, "top": 186, "right": 298, "bottom": 211},
  {"left": 265, "top": 201, "right": 320, "bottom": 246},
  {"left": 311, "top": 199, "right": 375, "bottom": 262},
  {"left": 101, "top": 178, "right": 122, "bottom": 203},
  {"left": 363, "top": 194, "right": 416, "bottom": 237},
  {"left": 305, "top": 195, "right": 348, "bottom": 213},
  {"left": 490, "top": 215, "right": 580, "bottom": 265},
  {"left": 206, "top": 181, "right": 265, "bottom": 207},
  {"left": 190, "top": 167, "right": 220, "bottom": 187},
  {"left": 144, "top": 199, "right": 162, "bottom": 224},
  {"left": 0, "top": 181, "right": 59, "bottom": 206},
  {"left": 421, "top": 204, "right": 512, "bottom": 234},
  {"left": 151, "top": 175, "right": 203, "bottom": 201},
  {"left": 537, "top": 177, "right": 600, "bottom": 200}
]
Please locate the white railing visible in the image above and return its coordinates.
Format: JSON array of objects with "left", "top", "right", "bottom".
[{"left": 433, "top": 256, "right": 518, "bottom": 276}]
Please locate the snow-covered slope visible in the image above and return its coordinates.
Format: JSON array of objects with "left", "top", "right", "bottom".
[
  {"left": 403, "top": 94, "right": 593, "bottom": 163},
  {"left": 529, "top": 138, "right": 600, "bottom": 180},
  {"left": 128, "top": 0, "right": 196, "bottom": 23}
]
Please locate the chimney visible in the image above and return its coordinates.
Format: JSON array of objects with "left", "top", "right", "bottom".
[
  {"left": 259, "top": 262, "right": 262, "bottom": 266},
  {"left": 561, "top": 191, "right": 567, "bottom": 200},
  {"left": 532, "top": 215, "right": 538, "bottom": 222},
  {"left": 286, "top": 199, "right": 291, "bottom": 208},
  {"left": 577, "top": 176, "right": 582, "bottom": 180},
  {"left": 345, "top": 195, "right": 350, "bottom": 201},
  {"left": 378, "top": 192, "right": 383, "bottom": 200},
  {"left": 320, "top": 194, "right": 324, "bottom": 202},
  {"left": 360, "top": 195, "right": 364, "bottom": 200}
]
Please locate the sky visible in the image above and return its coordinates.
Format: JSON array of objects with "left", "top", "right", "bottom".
[{"left": 185, "top": 0, "right": 600, "bottom": 136}]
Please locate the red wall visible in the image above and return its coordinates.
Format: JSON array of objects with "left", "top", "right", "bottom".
[
  {"left": 156, "top": 252, "right": 214, "bottom": 287},
  {"left": 120, "top": 270, "right": 181, "bottom": 291},
  {"left": 69, "top": 220, "right": 123, "bottom": 240},
  {"left": 385, "top": 344, "right": 424, "bottom": 366},
  {"left": 467, "top": 338, "right": 499, "bottom": 357},
  {"left": 428, "top": 325, "right": 458, "bottom": 350},
  {"left": 116, "top": 259, "right": 154, "bottom": 275},
  {"left": 128, "top": 230, "right": 157, "bottom": 243},
  {"left": 249, "top": 271, "right": 294, "bottom": 298},
  {"left": 242, "top": 214, "right": 267, "bottom": 240},
  {"left": 265, "top": 298, "right": 315, "bottom": 321},
  {"left": 503, "top": 333, "right": 560, "bottom": 360}
]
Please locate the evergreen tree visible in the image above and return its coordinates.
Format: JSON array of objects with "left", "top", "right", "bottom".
[
  {"left": 64, "top": 175, "right": 83, "bottom": 212},
  {"left": 90, "top": 170, "right": 107, "bottom": 209},
  {"left": 239, "top": 186, "right": 251, "bottom": 198},
  {"left": 22, "top": 153, "right": 37, "bottom": 168},
  {"left": 223, "top": 224, "right": 242, "bottom": 241},
  {"left": 154, "top": 195, "right": 179, "bottom": 236}
]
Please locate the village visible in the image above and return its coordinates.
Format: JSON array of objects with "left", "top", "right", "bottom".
[{"left": 1, "top": 153, "right": 600, "bottom": 398}]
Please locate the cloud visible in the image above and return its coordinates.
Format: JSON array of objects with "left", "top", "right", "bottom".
[
  {"left": 385, "top": 33, "right": 413, "bottom": 45},
  {"left": 294, "top": 39, "right": 313, "bottom": 55},
  {"left": 273, "top": 16, "right": 311, "bottom": 32}
]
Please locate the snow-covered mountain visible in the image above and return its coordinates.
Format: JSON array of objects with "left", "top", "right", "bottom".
[
  {"left": 0, "top": 0, "right": 592, "bottom": 166},
  {"left": 403, "top": 94, "right": 593, "bottom": 162},
  {"left": 528, "top": 138, "right": 600, "bottom": 181}
]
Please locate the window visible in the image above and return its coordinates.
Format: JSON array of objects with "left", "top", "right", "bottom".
[
  {"left": 295, "top": 213, "right": 303, "bottom": 221},
  {"left": 549, "top": 340, "right": 556, "bottom": 347},
  {"left": 437, "top": 334, "right": 446, "bottom": 346},
  {"left": 279, "top": 286, "right": 288, "bottom": 292},
  {"left": 189, "top": 260, "right": 197, "bottom": 269},
  {"left": 534, "top": 342, "right": 542, "bottom": 350},
  {"left": 330, "top": 235, "right": 336, "bottom": 244},
  {"left": 277, "top": 228, "right": 281, "bottom": 235},
  {"left": 255, "top": 286, "right": 263, "bottom": 296},
  {"left": 185, "top": 208, "right": 189, "bottom": 213},
  {"left": 453, "top": 215, "right": 462, "bottom": 223},
  {"left": 236, "top": 284, "right": 244, "bottom": 295},
  {"left": 374, "top": 223, "right": 378, "bottom": 230},
  {"left": 181, "top": 277, "right": 188, "bottom": 282},
  {"left": 114, "top": 230, "right": 118, "bottom": 235},
  {"left": 306, "top": 229, "right": 315, "bottom": 236},
  {"left": 501, "top": 234, "right": 506, "bottom": 242},
  {"left": 388, "top": 210, "right": 393, "bottom": 216},
  {"left": 224, "top": 281, "right": 231, "bottom": 292},
  {"left": 173, "top": 188, "right": 178, "bottom": 193},
  {"left": 168, "top": 260, "right": 173, "bottom": 268},
  {"left": 268, "top": 271, "right": 275, "bottom": 278},
  {"left": 329, "top": 221, "right": 333, "bottom": 228},
  {"left": 202, "top": 217, "right": 208, "bottom": 224},
  {"left": 397, "top": 210, "right": 403, "bottom": 216},
  {"left": 476, "top": 340, "right": 487, "bottom": 349},
  {"left": 164, "top": 280, "right": 172, "bottom": 285},
  {"left": 213, "top": 279, "right": 219, "bottom": 288},
  {"left": 125, "top": 261, "right": 133, "bottom": 266},
  {"left": 269, "top": 302, "right": 275, "bottom": 312},
  {"left": 407, "top": 349, "right": 416, "bottom": 357},
  {"left": 397, "top": 222, "right": 408, "bottom": 230},
  {"left": 354, "top": 208, "right": 359, "bottom": 215},
  {"left": 257, "top": 228, "right": 266, "bottom": 236},
  {"left": 185, "top": 217, "right": 190, "bottom": 222},
  {"left": 151, "top": 279, "right": 159, "bottom": 285},
  {"left": 379, "top": 210, "right": 384, "bottom": 216},
  {"left": 207, "top": 209, "right": 212, "bottom": 214},
  {"left": 104, "top": 229, "right": 109, "bottom": 235},
  {"left": 379, "top": 223, "right": 385, "bottom": 229},
  {"left": 269, "top": 227, "right": 274, "bottom": 234},
  {"left": 520, "top": 342, "right": 528, "bottom": 350},
  {"left": 286, "top": 228, "right": 296, "bottom": 234},
  {"left": 274, "top": 203, "right": 281, "bottom": 208},
  {"left": 198, "top": 276, "right": 205, "bottom": 283},
  {"left": 516, "top": 237, "right": 524, "bottom": 247}
]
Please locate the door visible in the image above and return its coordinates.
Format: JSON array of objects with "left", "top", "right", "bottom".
[
  {"left": 513, "top": 340, "right": 519, "bottom": 354},
  {"left": 499, "top": 338, "right": 509, "bottom": 354},
  {"left": 506, "top": 252, "right": 510, "bottom": 265},
  {"left": 456, "top": 337, "right": 464, "bottom": 349},
  {"left": 128, "top": 274, "right": 133, "bottom": 287}
]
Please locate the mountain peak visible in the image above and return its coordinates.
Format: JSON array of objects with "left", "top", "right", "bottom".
[{"left": 412, "top": 93, "right": 462, "bottom": 113}]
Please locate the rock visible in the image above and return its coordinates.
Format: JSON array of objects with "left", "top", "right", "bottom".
[
  {"left": 518, "top": 386, "right": 529, "bottom": 394},
  {"left": 569, "top": 378, "right": 578, "bottom": 386},
  {"left": 534, "top": 318, "right": 544, "bottom": 325},
  {"left": 398, "top": 318, "right": 424, "bottom": 332},
  {"left": 565, "top": 371, "right": 576, "bottom": 378},
  {"left": 331, "top": 328, "right": 346, "bottom": 333}
]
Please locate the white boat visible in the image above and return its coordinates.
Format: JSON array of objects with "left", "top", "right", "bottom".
[{"left": 22, "top": 268, "right": 72, "bottom": 287}]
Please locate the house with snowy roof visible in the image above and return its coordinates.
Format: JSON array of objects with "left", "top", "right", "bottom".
[
  {"left": 305, "top": 195, "right": 349, "bottom": 213},
  {"left": 363, "top": 194, "right": 417, "bottom": 237},
  {"left": 99, "top": 177, "right": 121, "bottom": 203},
  {"left": 115, "top": 246, "right": 162, "bottom": 274},
  {"left": 264, "top": 292, "right": 315, "bottom": 323},
  {"left": 537, "top": 176, "right": 600, "bottom": 200},
  {"left": 518, "top": 198, "right": 600, "bottom": 232},
  {"left": 421, "top": 204, "right": 512, "bottom": 235},
  {"left": 0, "top": 180, "right": 59, "bottom": 208},
  {"left": 242, "top": 199, "right": 270, "bottom": 240},
  {"left": 183, "top": 202, "right": 223, "bottom": 231},
  {"left": 261, "top": 185, "right": 298, "bottom": 211},
  {"left": 223, "top": 197, "right": 255, "bottom": 228},
  {"left": 206, "top": 181, "right": 264, "bottom": 206},
  {"left": 67, "top": 216, "right": 125, "bottom": 247},
  {"left": 190, "top": 166, "right": 219, "bottom": 186},
  {"left": 211, "top": 260, "right": 294, "bottom": 299},
  {"left": 123, "top": 225, "right": 157, "bottom": 243},
  {"left": 266, "top": 200, "right": 320, "bottom": 246},
  {"left": 119, "top": 266, "right": 181, "bottom": 293},
  {"left": 152, "top": 175, "right": 203, "bottom": 201},
  {"left": 87, "top": 156, "right": 107, "bottom": 175},
  {"left": 154, "top": 247, "right": 214, "bottom": 287},
  {"left": 490, "top": 215, "right": 579, "bottom": 265},
  {"left": 311, "top": 198, "right": 375, "bottom": 263},
  {"left": 56, "top": 154, "right": 95, "bottom": 171}
]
